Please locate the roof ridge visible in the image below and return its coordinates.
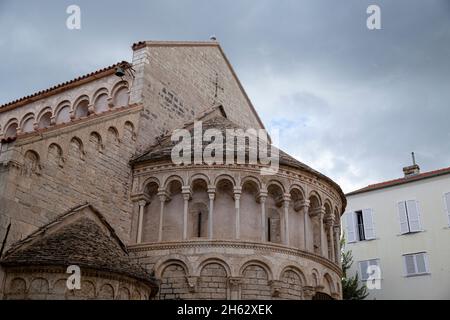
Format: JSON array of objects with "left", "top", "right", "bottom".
[
  {"left": 347, "top": 165, "right": 450, "bottom": 196},
  {"left": 1, "top": 202, "right": 128, "bottom": 259}
]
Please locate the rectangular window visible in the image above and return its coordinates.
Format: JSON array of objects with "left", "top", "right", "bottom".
[
  {"left": 358, "top": 259, "right": 380, "bottom": 281},
  {"left": 346, "top": 209, "right": 375, "bottom": 243},
  {"left": 356, "top": 211, "right": 365, "bottom": 241},
  {"left": 398, "top": 200, "right": 422, "bottom": 234},
  {"left": 403, "top": 252, "right": 429, "bottom": 276}
]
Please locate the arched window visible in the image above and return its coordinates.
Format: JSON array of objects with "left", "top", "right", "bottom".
[
  {"left": 74, "top": 100, "right": 89, "bottom": 118},
  {"left": 55, "top": 105, "right": 70, "bottom": 124},
  {"left": 4, "top": 122, "right": 18, "bottom": 138},
  {"left": 113, "top": 87, "right": 129, "bottom": 108},
  {"left": 94, "top": 93, "right": 108, "bottom": 113},
  {"left": 38, "top": 111, "right": 52, "bottom": 129},
  {"left": 21, "top": 115, "right": 35, "bottom": 133}
]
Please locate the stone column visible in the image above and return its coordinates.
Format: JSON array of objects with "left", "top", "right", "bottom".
[
  {"left": 228, "top": 277, "right": 242, "bottom": 300},
  {"left": 325, "top": 216, "right": 335, "bottom": 262},
  {"left": 257, "top": 191, "right": 268, "bottom": 242},
  {"left": 208, "top": 187, "right": 216, "bottom": 240},
  {"left": 282, "top": 194, "right": 291, "bottom": 246},
  {"left": 182, "top": 186, "right": 192, "bottom": 240},
  {"left": 334, "top": 225, "right": 341, "bottom": 265},
  {"left": 300, "top": 200, "right": 310, "bottom": 251},
  {"left": 157, "top": 190, "right": 168, "bottom": 242},
  {"left": 233, "top": 187, "right": 242, "bottom": 240},
  {"left": 318, "top": 207, "right": 326, "bottom": 256},
  {"left": 136, "top": 199, "right": 147, "bottom": 244}
]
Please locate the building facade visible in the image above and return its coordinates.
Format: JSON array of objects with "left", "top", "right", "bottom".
[
  {"left": 343, "top": 162, "right": 450, "bottom": 299},
  {"left": 0, "top": 40, "right": 345, "bottom": 300}
]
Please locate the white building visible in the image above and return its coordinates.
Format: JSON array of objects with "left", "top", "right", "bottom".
[{"left": 343, "top": 160, "right": 450, "bottom": 299}]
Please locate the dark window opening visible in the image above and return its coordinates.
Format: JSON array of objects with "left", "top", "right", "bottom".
[
  {"left": 356, "top": 210, "right": 366, "bottom": 241},
  {"left": 197, "top": 212, "right": 202, "bottom": 238}
]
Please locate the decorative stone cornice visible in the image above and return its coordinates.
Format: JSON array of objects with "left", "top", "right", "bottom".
[{"left": 128, "top": 239, "right": 342, "bottom": 276}]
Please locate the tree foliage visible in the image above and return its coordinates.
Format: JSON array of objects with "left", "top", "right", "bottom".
[{"left": 341, "top": 235, "right": 369, "bottom": 300}]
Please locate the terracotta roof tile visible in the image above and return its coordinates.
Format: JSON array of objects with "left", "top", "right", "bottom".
[
  {"left": 347, "top": 166, "right": 450, "bottom": 196},
  {"left": 0, "top": 203, "right": 158, "bottom": 287},
  {"left": 0, "top": 61, "right": 131, "bottom": 113}
]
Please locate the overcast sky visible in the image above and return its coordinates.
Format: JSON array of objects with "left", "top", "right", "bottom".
[{"left": 1, "top": 0, "right": 449, "bottom": 192}]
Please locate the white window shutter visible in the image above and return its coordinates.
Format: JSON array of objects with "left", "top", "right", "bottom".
[
  {"left": 359, "top": 261, "right": 369, "bottom": 281},
  {"left": 404, "top": 255, "right": 416, "bottom": 275},
  {"left": 362, "top": 208, "right": 375, "bottom": 240},
  {"left": 415, "top": 253, "right": 427, "bottom": 274},
  {"left": 398, "top": 202, "right": 409, "bottom": 234},
  {"left": 346, "top": 212, "right": 357, "bottom": 243},
  {"left": 444, "top": 193, "right": 450, "bottom": 226},
  {"left": 406, "top": 200, "right": 422, "bottom": 232}
]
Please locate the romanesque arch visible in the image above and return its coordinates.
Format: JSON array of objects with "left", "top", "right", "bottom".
[
  {"left": 162, "top": 179, "right": 183, "bottom": 241},
  {"left": 93, "top": 88, "right": 109, "bottom": 113},
  {"left": 213, "top": 177, "right": 234, "bottom": 239},
  {"left": 20, "top": 112, "right": 35, "bottom": 133},
  {"left": 142, "top": 180, "right": 160, "bottom": 243},
  {"left": 240, "top": 178, "right": 261, "bottom": 242},
  {"left": 240, "top": 261, "right": 272, "bottom": 300},
  {"left": 308, "top": 193, "right": 322, "bottom": 255},
  {"left": 279, "top": 267, "right": 305, "bottom": 300},
  {"left": 158, "top": 261, "right": 190, "bottom": 300},
  {"left": 37, "top": 108, "right": 52, "bottom": 129},
  {"left": 23, "top": 150, "right": 41, "bottom": 176},
  {"left": 74, "top": 96, "right": 90, "bottom": 119},
  {"left": 198, "top": 261, "right": 229, "bottom": 300},
  {"left": 54, "top": 101, "right": 71, "bottom": 124}
]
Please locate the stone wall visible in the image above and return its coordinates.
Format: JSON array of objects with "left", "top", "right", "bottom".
[
  {"left": 0, "top": 106, "right": 141, "bottom": 250},
  {"left": 130, "top": 241, "right": 342, "bottom": 300},
  {"left": 130, "top": 42, "right": 264, "bottom": 153},
  {"left": 1, "top": 266, "right": 152, "bottom": 300}
]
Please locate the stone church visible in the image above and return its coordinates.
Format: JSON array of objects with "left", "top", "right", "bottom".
[{"left": 0, "top": 40, "right": 345, "bottom": 300}]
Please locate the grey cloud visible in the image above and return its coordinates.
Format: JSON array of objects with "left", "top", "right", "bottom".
[{"left": 1, "top": 0, "right": 449, "bottom": 192}]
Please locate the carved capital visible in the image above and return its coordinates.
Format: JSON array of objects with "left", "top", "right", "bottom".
[
  {"left": 207, "top": 186, "right": 216, "bottom": 199},
  {"left": 310, "top": 207, "right": 325, "bottom": 218},
  {"left": 157, "top": 189, "right": 170, "bottom": 202},
  {"left": 294, "top": 199, "right": 310, "bottom": 212},
  {"left": 227, "top": 277, "right": 242, "bottom": 289},
  {"left": 130, "top": 192, "right": 151, "bottom": 204},
  {"left": 256, "top": 190, "right": 268, "bottom": 204},
  {"left": 269, "top": 280, "right": 283, "bottom": 297},
  {"left": 186, "top": 276, "right": 198, "bottom": 293},
  {"left": 182, "top": 186, "right": 192, "bottom": 200}
]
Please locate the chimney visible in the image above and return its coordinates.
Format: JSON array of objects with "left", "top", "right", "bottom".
[{"left": 403, "top": 152, "right": 420, "bottom": 178}]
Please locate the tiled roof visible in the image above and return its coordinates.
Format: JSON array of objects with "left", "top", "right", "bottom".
[
  {"left": 347, "top": 166, "right": 450, "bottom": 196},
  {"left": 0, "top": 203, "right": 157, "bottom": 287},
  {"left": 0, "top": 61, "right": 131, "bottom": 113}
]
